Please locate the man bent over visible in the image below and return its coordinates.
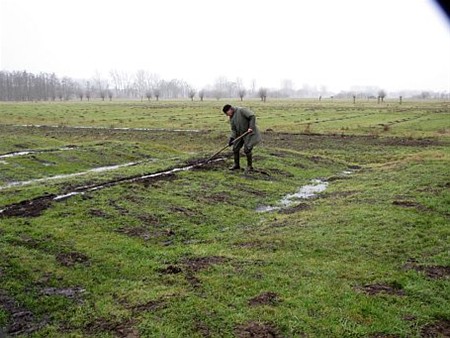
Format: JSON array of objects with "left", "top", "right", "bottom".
[{"left": 222, "top": 104, "right": 262, "bottom": 171}]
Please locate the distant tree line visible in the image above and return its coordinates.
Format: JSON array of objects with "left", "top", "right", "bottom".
[{"left": 0, "top": 70, "right": 448, "bottom": 102}]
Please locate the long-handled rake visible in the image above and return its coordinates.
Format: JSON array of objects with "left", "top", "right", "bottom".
[{"left": 204, "top": 131, "right": 251, "bottom": 164}]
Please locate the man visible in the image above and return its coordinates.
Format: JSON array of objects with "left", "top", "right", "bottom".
[{"left": 222, "top": 104, "right": 262, "bottom": 171}]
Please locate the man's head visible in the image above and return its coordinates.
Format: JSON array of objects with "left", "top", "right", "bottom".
[{"left": 222, "top": 104, "right": 234, "bottom": 117}]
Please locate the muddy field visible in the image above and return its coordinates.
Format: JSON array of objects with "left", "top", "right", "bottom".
[{"left": 0, "top": 100, "right": 449, "bottom": 337}]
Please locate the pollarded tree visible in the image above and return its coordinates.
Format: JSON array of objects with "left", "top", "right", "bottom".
[
  {"left": 238, "top": 88, "right": 246, "bottom": 101},
  {"left": 85, "top": 81, "right": 92, "bottom": 101},
  {"left": 145, "top": 90, "right": 152, "bottom": 101},
  {"left": 154, "top": 88, "right": 161, "bottom": 101},
  {"left": 258, "top": 87, "right": 267, "bottom": 102},
  {"left": 188, "top": 88, "right": 196, "bottom": 101},
  {"left": 198, "top": 89, "right": 205, "bottom": 101},
  {"left": 378, "top": 89, "right": 387, "bottom": 103}
]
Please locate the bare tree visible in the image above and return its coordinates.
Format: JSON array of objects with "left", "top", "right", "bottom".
[
  {"left": 145, "top": 90, "right": 152, "bottom": 101},
  {"left": 238, "top": 88, "right": 246, "bottom": 101},
  {"left": 378, "top": 89, "right": 386, "bottom": 103},
  {"left": 154, "top": 88, "right": 161, "bottom": 101},
  {"left": 85, "top": 81, "right": 92, "bottom": 101},
  {"left": 134, "top": 70, "right": 147, "bottom": 101},
  {"left": 188, "top": 88, "right": 196, "bottom": 101},
  {"left": 108, "top": 90, "right": 113, "bottom": 101},
  {"left": 198, "top": 89, "right": 205, "bottom": 101},
  {"left": 258, "top": 87, "right": 267, "bottom": 102}
]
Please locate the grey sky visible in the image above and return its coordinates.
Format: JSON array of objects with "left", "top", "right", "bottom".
[{"left": 1, "top": 0, "right": 449, "bottom": 92}]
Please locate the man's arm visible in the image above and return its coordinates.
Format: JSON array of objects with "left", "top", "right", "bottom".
[{"left": 241, "top": 108, "right": 256, "bottom": 132}]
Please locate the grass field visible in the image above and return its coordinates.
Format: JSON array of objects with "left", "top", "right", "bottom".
[{"left": 0, "top": 99, "right": 449, "bottom": 337}]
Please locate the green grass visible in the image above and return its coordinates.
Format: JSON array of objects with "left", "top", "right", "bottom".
[{"left": 0, "top": 100, "right": 449, "bottom": 337}]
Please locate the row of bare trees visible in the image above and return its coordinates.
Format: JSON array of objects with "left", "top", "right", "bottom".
[
  {"left": 0, "top": 70, "right": 198, "bottom": 102},
  {"left": 0, "top": 70, "right": 271, "bottom": 102},
  {"left": 0, "top": 71, "right": 78, "bottom": 101},
  {"left": 2, "top": 70, "right": 447, "bottom": 102}
]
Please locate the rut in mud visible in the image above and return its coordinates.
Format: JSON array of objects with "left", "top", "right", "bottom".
[
  {"left": 0, "top": 145, "right": 77, "bottom": 159},
  {"left": 0, "top": 160, "right": 150, "bottom": 190},
  {"left": 0, "top": 157, "right": 226, "bottom": 218}
]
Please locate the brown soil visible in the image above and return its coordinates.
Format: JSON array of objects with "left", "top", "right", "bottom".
[
  {"left": 420, "top": 319, "right": 450, "bottom": 337},
  {"left": 0, "top": 290, "right": 47, "bottom": 336},
  {"left": 404, "top": 261, "right": 450, "bottom": 279},
  {"left": 392, "top": 200, "right": 428, "bottom": 211},
  {"left": 181, "top": 256, "right": 229, "bottom": 273},
  {"left": 280, "top": 203, "right": 310, "bottom": 214},
  {"left": 158, "top": 256, "right": 231, "bottom": 288},
  {"left": 158, "top": 265, "right": 183, "bottom": 274},
  {"left": 88, "top": 208, "right": 110, "bottom": 218},
  {"left": 208, "top": 192, "right": 231, "bottom": 203},
  {"left": 195, "top": 320, "right": 213, "bottom": 337},
  {"left": 170, "top": 206, "right": 198, "bottom": 217},
  {"left": 116, "top": 225, "right": 175, "bottom": 242},
  {"left": 129, "top": 299, "right": 167, "bottom": 314},
  {"left": 248, "top": 292, "right": 281, "bottom": 306},
  {"left": 84, "top": 318, "right": 139, "bottom": 337},
  {"left": 136, "top": 213, "right": 160, "bottom": 225},
  {"left": 56, "top": 251, "right": 90, "bottom": 267},
  {"left": 234, "top": 321, "right": 281, "bottom": 338},
  {"left": 357, "top": 283, "right": 405, "bottom": 296},
  {"left": 0, "top": 194, "right": 56, "bottom": 218}
]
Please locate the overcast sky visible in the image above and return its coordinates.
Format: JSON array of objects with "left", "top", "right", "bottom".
[{"left": 1, "top": 0, "right": 449, "bottom": 92}]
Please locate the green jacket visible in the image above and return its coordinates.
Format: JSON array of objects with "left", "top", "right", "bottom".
[{"left": 230, "top": 106, "right": 262, "bottom": 148}]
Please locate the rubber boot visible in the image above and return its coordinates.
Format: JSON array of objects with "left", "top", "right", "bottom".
[
  {"left": 246, "top": 153, "right": 253, "bottom": 171},
  {"left": 229, "top": 152, "right": 240, "bottom": 170}
]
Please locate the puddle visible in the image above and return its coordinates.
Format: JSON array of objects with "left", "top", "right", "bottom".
[
  {"left": 0, "top": 146, "right": 76, "bottom": 159},
  {"left": 256, "top": 169, "right": 356, "bottom": 213},
  {"left": 256, "top": 179, "right": 328, "bottom": 212},
  {"left": 0, "top": 161, "right": 149, "bottom": 190},
  {"left": 0, "top": 158, "right": 225, "bottom": 217}
]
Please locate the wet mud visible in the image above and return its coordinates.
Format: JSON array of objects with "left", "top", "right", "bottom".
[
  {"left": 56, "top": 252, "right": 90, "bottom": 267},
  {"left": 158, "top": 256, "right": 230, "bottom": 288},
  {"left": 84, "top": 317, "right": 139, "bottom": 337},
  {"left": 279, "top": 202, "right": 310, "bottom": 214},
  {"left": 357, "top": 283, "right": 405, "bottom": 296},
  {"left": 0, "top": 290, "right": 48, "bottom": 336},
  {"left": 181, "top": 256, "right": 229, "bottom": 273},
  {"left": 404, "top": 261, "right": 450, "bottom": 279},
  {"left": 234, "top": 321, "right": 281, "bottom": 338},
  {"left": 0, "top": 157, "right": 226, "bottom": 218},
  {"left": 116, "top": 225, "right": 175, "bottom": 243},
  {"left": 0, "top": 194, "right": 56, "bottom": 217},
  {"left": 248, "top": 292, "right": 281, "bottom": 306},
  {"left": 420, "top": 319, "right": 450, "bottom": 337}
]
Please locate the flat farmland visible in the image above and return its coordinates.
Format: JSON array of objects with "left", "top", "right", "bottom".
[{"left": 0, "top": 99, "right": 449, "bottom": 337}]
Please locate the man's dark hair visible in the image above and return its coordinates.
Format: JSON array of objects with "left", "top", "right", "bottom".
[{"left": 222, "top": 104, "right": 232, "bottom": 114}]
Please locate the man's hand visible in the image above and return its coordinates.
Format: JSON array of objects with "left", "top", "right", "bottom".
[
  {"left": 228, "top": 137, "right": 235, "bottom": 146},
  {"left": 247, "top": 128, "right": 253, "bottom": 133}
]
